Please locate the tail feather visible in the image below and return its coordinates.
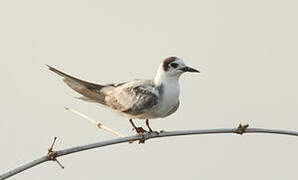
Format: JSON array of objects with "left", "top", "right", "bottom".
[{"left": 47, "top": 65, "right": 107, "bottom": 105}]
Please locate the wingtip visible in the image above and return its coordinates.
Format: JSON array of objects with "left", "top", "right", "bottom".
[
  {"left": 46, "top": 64, "right": 53, "bottom": 70},
  {"left": 46, "top": 65, "right": 63, "bottom": 75}
]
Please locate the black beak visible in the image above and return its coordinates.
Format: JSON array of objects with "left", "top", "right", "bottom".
[{"left": 180, "top": 66, "right": 200, "bottom": 73}]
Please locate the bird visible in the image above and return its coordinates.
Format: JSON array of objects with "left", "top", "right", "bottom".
[{"left": 47, "top": 57, "right": 199, "bottom": 134}]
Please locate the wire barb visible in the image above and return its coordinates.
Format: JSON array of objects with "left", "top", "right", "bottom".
[
  {"left": 48, "top": 137, "right": 57, "bottom": 152},
  {"left": 235, "top": 124, "right": 249, "bottom": 135},
  {"left": 47, "top": 137, "right": 65, "bottom": 169}
]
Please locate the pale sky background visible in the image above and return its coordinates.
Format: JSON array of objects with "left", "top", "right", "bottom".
[{"left": 1, "top": 0, "right": 298, "bottom": 179}]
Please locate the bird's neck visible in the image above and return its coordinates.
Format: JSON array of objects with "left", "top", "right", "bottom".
[{"left": 154, "top": 70, "right": 180, "bottom": 88}]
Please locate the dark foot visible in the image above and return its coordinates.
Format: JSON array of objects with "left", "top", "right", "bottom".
[
  {"left": 137, "top": 129, "right": 160, "bottom": 144},
  {"left": 129, "top": 119, "right": 148, "bottom": 144},
  {"left": 130, "top": 119, "right": 147, "bottom": 133},
  {"left": 235, "top": 124, "right": 249, "bottom": 135},
  {"left": 134, "top": 127, "right": 148, "bottom": 134}
]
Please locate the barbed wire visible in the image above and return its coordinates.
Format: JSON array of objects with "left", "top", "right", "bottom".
[{"left": 1, "top": 125, "right": 298, "bottom": 180}]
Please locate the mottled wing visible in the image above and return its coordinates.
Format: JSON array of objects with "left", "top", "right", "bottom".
[{"left": 106, "top": 80, "right": 159, "bottom": 115}]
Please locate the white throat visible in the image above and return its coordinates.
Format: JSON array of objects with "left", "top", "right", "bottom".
[
  {"left": 154, "top": 68, "right": 181, "bottom": 116},
  {"left": 154, "top": 67, "right": 180, "bottom": 87}
]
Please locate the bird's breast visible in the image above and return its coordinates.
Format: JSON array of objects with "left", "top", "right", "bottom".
[{"left": 155, "top": 83, "right": 180, "bottom": 117}]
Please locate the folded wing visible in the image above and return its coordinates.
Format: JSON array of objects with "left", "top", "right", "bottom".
[{"left": 106, "top": 80, "right": 160, "bottom": 115}]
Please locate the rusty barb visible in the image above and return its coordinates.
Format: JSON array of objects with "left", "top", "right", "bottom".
[
  {"left": 235, "top": 124, "right": 249, "bottom": 135},
  {"left": 47, "top": 137, "right": 64, "bottom": 169}
]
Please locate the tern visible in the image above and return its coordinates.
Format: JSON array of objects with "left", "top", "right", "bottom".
[{"left": 47, "top": 57, "right": 199, "bottom": 133}]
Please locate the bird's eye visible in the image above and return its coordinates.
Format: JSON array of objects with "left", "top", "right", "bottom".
[{"left": 171, "top": 63, "right": 178, "bottom": 68}]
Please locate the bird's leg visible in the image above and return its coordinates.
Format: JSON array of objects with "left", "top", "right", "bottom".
[
  {"left": 129, "top": 119, "right": 147, "bottom": 134},
  {"left": 129, "top": 119, "right": 138, "bottom": 130},
  {"left": 146, "top": 119, "right": 160, "bottom": 135},
  {"left": 146, "top": 119, "right": 153, "bottom": 132},
  {"left": 129, "top": 119, "right": 147, "bottom": 144}
]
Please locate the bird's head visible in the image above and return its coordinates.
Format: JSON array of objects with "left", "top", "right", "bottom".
[
  {"left": 155, "top": 57, "right": 199, "bottom": 85},
  {"left": 160, "top": 56, "right": 199, "bottom": 76}
]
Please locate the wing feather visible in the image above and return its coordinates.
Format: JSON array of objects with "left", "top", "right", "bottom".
[
  {"left": 47, "top": 65, "right": 110, "bottom": 104},
  {"left": 106, "top": 80, "right": 159, "bottom": 115}
]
